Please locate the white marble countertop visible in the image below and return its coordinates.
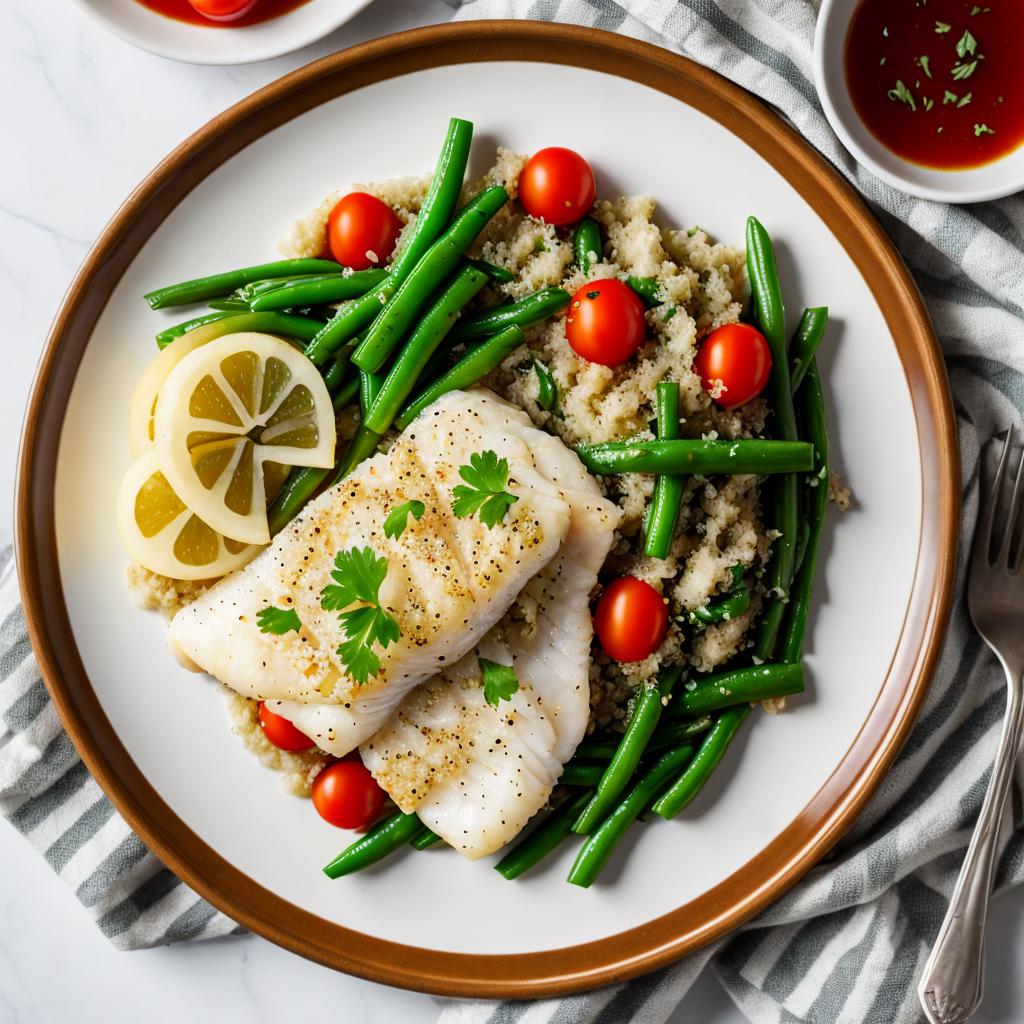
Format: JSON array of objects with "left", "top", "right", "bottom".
[{"left": 3, "top": 2, "right": 1024, "bottom": 1021}]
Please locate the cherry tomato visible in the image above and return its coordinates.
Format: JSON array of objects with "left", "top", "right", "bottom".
[
  {"left": 565, "top": 279, "right": 647, "bottom": 367},
  {"left": 257, "top": 702, "right": 314, "bottom": 753},
  {"left": 186, "top": 0, "right": 258, "bottom": 21},
  {"left": 594, "top": 576, "right": 668, "bottom": 663},
  {"left": 693, "top": 322, "right": 772, "bottom": 409},
  {"left": 326, "top": 192, "right": 402, "bottom": 271},
  {"left": 311, "top": 761, "right": 387, "bottom": 830},
  {"left": 519, "top": 147, "right": 597, "bottom": 226}
]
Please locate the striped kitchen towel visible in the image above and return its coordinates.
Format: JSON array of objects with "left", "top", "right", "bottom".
[
  {"left": 430, "top": 0, "right": 1024, "bottom": 1023},
  {"left": 2, "top": 5, "right": 1023, "bottom": 1024},
  {"left": 0, "top": 550, "right": 241, "bottom": 948}
]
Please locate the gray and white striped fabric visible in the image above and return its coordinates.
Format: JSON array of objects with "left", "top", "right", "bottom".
[
  {"left": 0, "top": 552, "right": 241, "bottom": 948},
  {"left": 2, "top": 1, "right": 1023, "bottom": 1021}
]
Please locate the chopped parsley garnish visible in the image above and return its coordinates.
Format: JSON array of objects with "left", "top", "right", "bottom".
[
  {"left": 974, "top": 123, "right": 995, "bottom": 136},
  {"left": 320, "top": 547, "right": 401, "bottom": 684},
  {"left": 923, "top": 96, "right": 935, "bottom": 111},
  {"left": 480, "top": 657, "right": 519, "bottom": 707},
  {"left": 256, "top": 606, "right": 302, "bottom": 635},
  {"left": 917, "top": 55, "right": 932, "bottom": 78},
  {"left": 971, "top": 5, "right": 990, "bottom": 14},
  {"left": 383, "top": 500, "right": 425, "bottom": 539},
  {"left": 957, "top": 91, "right": 973, "bottom": 108},
  {"left": 887, "top": 79, "right": 917, "bottom": 111},
  {"left": 935, "top": 21, "right": 952, "bottom": 34},
  {"left": 452, "top": 450, "right": 519, "bottom": 529},
  {"left": 956, "top": 29, "right": 978, "bottom": 59},
  {"left": 952, "top": 60, "right": 978, "bottom": 81},
  {"left": 943, "top": 89, "right": 959, "bottom": 104}
]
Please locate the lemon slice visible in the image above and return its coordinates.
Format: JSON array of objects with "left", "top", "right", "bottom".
[
  {"left": 153, "top": 332, "right": 335, "bottom": 545},
  {"left": 117, "top": 450, "right": 261, "bottom": 580}
]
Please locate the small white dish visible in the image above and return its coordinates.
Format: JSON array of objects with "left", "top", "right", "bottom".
[
  {"left": 70, "top": 0, "right": 372, "bottom": 66},
  {"left": 815, "top": 0, "right": 1024, "bottom": 203}
]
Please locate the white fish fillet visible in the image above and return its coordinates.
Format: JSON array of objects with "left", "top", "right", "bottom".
[
  {"left": 361, "top": 427, "right": 620, "bottom": 859},
  {"left": 169, "top": 389, "right": 577, "bottom": 755}
]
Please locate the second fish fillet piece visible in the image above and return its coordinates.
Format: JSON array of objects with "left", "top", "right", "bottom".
[
  {"left": 361, "top": 424, "right": 621, "bottom": 859},
  {"left": 169, "top": 389, "right": 573, "bottom": 756}
]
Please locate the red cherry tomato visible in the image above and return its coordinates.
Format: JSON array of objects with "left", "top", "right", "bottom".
[
  {"left": 594, "top": 577, "right": 668, "bottom": 663},
  {"left": 565, "top": 279, "right": 647, "bottom": 367},
  {"left": 311, "top": 761, "right": 387, "bottom": 830},
  {"left": 519, "top": 147, "right": 597, "bottom": 226},
  {"left": 186, "top": 0, "right": 258, "bottom": 21},
  {"left": 693, "top": 322, "right": 772, "bottom": 409},
  {"left": 326, "top": 192, "right": 402, "bottom": 271},
  {"left": 257, "top": 702, "right": 314, "bottom": 752}
]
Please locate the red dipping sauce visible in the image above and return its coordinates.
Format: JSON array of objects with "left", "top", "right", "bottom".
[
  {"left": 844, "top": 1, "right": 1024, "bottom": 169},
  {"left": 134, "top": 0, "right": 312, "bottom": 27}
]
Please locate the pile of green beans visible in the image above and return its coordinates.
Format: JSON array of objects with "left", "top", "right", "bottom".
[{"left": 643, "top": 381, "right": 684, "bottom": 559}]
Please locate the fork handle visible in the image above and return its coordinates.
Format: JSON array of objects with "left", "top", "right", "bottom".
[{"left": 918, "top": 669, "right": 1024, "bottom": 1024}]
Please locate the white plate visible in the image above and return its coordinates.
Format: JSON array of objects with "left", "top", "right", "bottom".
[
  {"left": 71, "top": 0, "right": 371, "bottom": 65},
  {"left": 20, "top": 24, "right": 956, "bottom": 998}
]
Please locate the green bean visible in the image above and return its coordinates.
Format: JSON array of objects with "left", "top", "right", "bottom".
[
  {"left": 780, "top": 360, "right": 829, "bottom": 663},
  {"left": 670, "top": 663, "right": 803, "bottom": 717},
  {"left": 574, "top": 217, "right": 602, "bottom": 273},
  {"left": 144, "top": 259, "right": 343, "bottom": 310},
  {"left": 206, "top": 297, "right": 250, "bottom": 311},
  {"left": 304, "top": 118, "right": 474, "bottom": 365},
  {"left": 333, "top": 375, "right": 359, "bottom": 412},
  {"left": 323, "top": 811, "right": 422, "bottom": 878},
  {"left": 626, "top": 275, "right": 661, "bottom": 307},
  {"left": 353, "top": 186, "right": 509, "bottom": 372},
  {"left": 495, "top": 790, "right": 592, "bottom": 881},
  {"left": 394, "top": 324, "right": 525, "bottom": 430},
  {"left": 688, "top": 565, "right": 751, "bottom": 625},
  {"left": 576, "top": 438, "right": 813, "bottom": 477},
  {"left": 267, "top": 467, "right": 328, "bottom": 535},
  {"left": 643, "top": 382, "right": 684, "bottom": 559},
  {"left": 322, "top": 348, "right": 353, "bottom": 394},
  {"left": 155, "top": 310, "right": 324, "bottom": 349},
  {"left": 468, "top": 258, "right": 515, "bottom": 283},
  {"left": 250, "top": 270, "right": 389, "bottom": 312},
  {"left": 746, "top": 218, "right": 800, "bottom": 662},
  {"left": 559, "top": 763, "right": 605, "bottom": 787},
  {"left": 533, "top": 361, "right": 558, "bottom": 412},
  {"left": 745, "top": 217, "right": 786, "bottom": 351},
  {"left": 651, "top": 706, "right": 751, "bottom": 820},
  {"left": 790, "top": 307, "right": 829, "bottom": 394},
  {"left": 446, "top": 286, "right": 569, "bottom": 345},
  {"left": 573, "top": 715, "right": 714, "bottom": 762},
  {"left": 237, "top": 274, "right": 327, "bottom": 301},
  {"left": 573, "top": 667, "right": 681, "bottom": 835},
  {"left": 410, "top": 825, "right": 443, "bottom": 850},
  {"left": 567, "top": 744, "right": 695, "bottom": 888},
  {"left": 363, "top": 266, "right": 488, "bottom": 435}
]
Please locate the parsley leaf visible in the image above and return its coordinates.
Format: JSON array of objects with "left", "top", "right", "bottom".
[
  {"left": 256, "top": 606, "right": 302, "bottom": 635},
  {"left": 956, "top": 29, "right": 978, "bottom": 58},
  {"left": 952, "top": 60, "right": 978, "bottom": 81},
  {"left": 383, "top": 500, "right": 425, "bottom": 539},
  {"left": 480, "top": 657, "right": 519, "bottom": 707},
  {"left": 943, "top": 89, "right": 959, "bottom": 104},
  {"left": 887, "top": 79, "right": 917, "bottom": 111},
  {"left": 935, "top": 21, "right": 952, "bottom": 34},
  {"left": 974, "top": 123, "right": 995, "bottom": 136},
  {"left": 918, "top": 55, "right": 932, "bottom": 78},
  {"left": 957, "top": 91, "right": 973, "bottom": 108},
  {"left": 451, "top": 450, "right": 519, "bottom": 529},
  {"left": 320, "top": 547, "right": 401, "bottom": 684}
]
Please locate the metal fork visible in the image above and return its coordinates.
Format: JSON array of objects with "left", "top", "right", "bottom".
[{"left": 918, "top": 427, "right": 1024, "bottom": 1024}]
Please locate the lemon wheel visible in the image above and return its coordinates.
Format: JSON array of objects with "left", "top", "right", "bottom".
[
  {"left": 153, "top": 332, "right": 335, "bottom": 545},
  {"left": 117, "top": 451, "right": 261, "bottom": 580}
]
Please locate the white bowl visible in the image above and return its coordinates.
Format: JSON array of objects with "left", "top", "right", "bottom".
[
  {"left": 71, "top": 0, "right": 372, "bottom": 65},
  {"left": 815, "top": 0, "right": 1024, "bottom": 202}
]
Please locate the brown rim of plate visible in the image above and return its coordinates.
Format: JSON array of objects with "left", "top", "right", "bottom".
[{"left": 15, "top": 20, "right": 958, "bottom": 1000}]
